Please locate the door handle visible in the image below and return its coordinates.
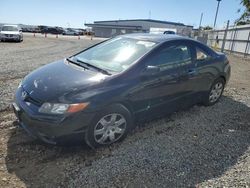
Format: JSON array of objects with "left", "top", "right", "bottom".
[{"left": 187, "top": 69, "right": 196, "bottom": 75}]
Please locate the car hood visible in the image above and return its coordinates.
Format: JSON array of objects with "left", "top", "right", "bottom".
[
  {"left": 22, "top": 59, "right": 108, "bottom": 102},
  {"left": 0, "top": 31, "right": 20, "bottom": 35}
]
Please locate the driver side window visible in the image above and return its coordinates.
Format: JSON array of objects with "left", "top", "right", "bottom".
[{"left": 150, "top": 44, "right": 192, "bottom": 71}]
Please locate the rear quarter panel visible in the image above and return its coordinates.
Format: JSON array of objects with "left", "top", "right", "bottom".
[{"left": 192, "top": 41, "right": 230, "bottom": 92}]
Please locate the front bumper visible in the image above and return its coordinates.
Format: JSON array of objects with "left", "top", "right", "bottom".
[
  {"left": 1, "top": 34, "right": 21, "bottom": 41},
  {"left": 13, "top": 89, "right": 95, "bottom": 144}
]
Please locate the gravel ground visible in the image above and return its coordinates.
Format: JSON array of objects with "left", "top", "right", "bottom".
[
  {"left": 0, "top": 33, "right": 102, "bottom": 111},
  {"left": 0, "top": 34, "right": 249, "bottom": 188}
]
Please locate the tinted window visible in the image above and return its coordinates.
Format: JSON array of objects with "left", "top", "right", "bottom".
[
  {"left": 196, "top": 47, "right": 209, "bottom": 61},
  {"left": 150, "top": 44, "right": 191, "bottom": 69},
  {"left": 75, "top": 37, "right": 156, "bottom": 73}
]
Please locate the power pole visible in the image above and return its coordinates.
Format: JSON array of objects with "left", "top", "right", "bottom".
[
  {"left": 213, "top": 0, "right": 222, "bottom": 28},
  {"left": 221, "top": 20, "right": 229, "bottom": 52},
  {"left": 199, "top": 12, "right": 203, "bottom": 29},
  {"left": 149, "top": 10, "right": 151, "bottom": 19}
]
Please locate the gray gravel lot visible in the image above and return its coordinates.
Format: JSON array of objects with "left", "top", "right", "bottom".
[
  {"left": 0, "top": 34, "right": 249, "bottom": 188},
  {"left": 0, "top": 33, "right": 102, "bottom": 111}
]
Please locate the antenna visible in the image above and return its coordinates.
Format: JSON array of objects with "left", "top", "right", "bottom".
[
  {"left": 149, "top": 10, "right": 151, "bottom": 19},
  {"left": 199, "top": 12, "right": 203, "bottom": 29}
]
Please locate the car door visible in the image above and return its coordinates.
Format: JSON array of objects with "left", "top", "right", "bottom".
[
  {"left": 176, "top": 41, "right": 201, "bottom": 107},
  {"left": 177, "top": 41, "right": 217, "bottom": 105},
  {"left": 193, "top": 43, "right": 216, "bottom": 93},
  {"left": 128, "top": 41, "right": 193, "bottom": 119}
]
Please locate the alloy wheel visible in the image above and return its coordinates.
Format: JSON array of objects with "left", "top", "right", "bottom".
[
  {"left": 209, "top": 82, "right": 223, "bottom": 103},
  {"left": 94, "top": 113, "right": 127, "bottom": 144}
]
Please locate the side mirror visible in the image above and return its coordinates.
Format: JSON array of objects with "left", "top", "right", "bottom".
[{"left": 141, "top": 65, "right": 160, "bottom": 77}]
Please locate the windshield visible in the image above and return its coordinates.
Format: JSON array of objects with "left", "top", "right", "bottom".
[
  {"left": 74, "top": 37, "right": 157, "bottom": 73},
  {"left": 1, "top": 26, "right": 19, "bottom": 31}
]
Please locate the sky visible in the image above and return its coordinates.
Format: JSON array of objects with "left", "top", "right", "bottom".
[{"left": 0, "top": 0, "right": 245, "bottom": 29}]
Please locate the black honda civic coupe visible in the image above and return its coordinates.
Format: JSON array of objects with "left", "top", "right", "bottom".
[{"left": 13, "top": 34, "right": 230, "bottom": 148}]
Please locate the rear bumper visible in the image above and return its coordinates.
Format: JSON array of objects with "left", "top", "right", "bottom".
[{"left": 12, "top": 101, "right": 95, "bottom": 145}]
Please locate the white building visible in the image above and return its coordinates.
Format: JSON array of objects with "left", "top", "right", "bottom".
[{"left": 85, "top": 19, "right": 193, "bottom": 38}]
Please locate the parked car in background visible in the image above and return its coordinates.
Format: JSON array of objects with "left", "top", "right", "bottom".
[
  {"left": 85, "top": 31, "right": 94, "bottom": 36},
  {"left": 62, "top": 28, "right": 79, "bottom": 35},
  {"left": 164, "top": 30, "right": 176, "bottom": 34},
  {"left": 21, "top": 28, "right": 29, "bottom": 32},
  {"left": 0, "top": 25, "right": 23, "bottom": 42},
  {"left": 41, "top": 27, "right": 63, "bottom": 34},
  {"left": 13, "top": 34, "right": 230, "bottom": 148},
  {"left": 62, "top": 28, "right": 85, "bottom": 35},
  {"left": 21, "top": 27, "right": 41, "bottom": 33},
  {"left": 32, "top": 27, "right": 41, "bottom": 33},
  {"left": 76, "top": 29, "right": 86, "bottom": 35}
]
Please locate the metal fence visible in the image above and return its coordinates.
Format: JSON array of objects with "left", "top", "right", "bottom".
[{"left": 197, "top": 24, "right": 250, "bottom": 57}]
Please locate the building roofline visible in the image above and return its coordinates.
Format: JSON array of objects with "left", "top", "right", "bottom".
[
  {"left": 93, "top": 19, "right": 190, "bottom": 27},
  {"left": 118, "top": 33, "right": 192, "bottom": 43},
  {"left": 85, "top": 23, "right": 142, "bottom": 29}
]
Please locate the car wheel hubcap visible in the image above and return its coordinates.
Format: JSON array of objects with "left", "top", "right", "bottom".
[
  {"left": 94, "top": 113, "right": 127, "bottom": 144},
  {"left": 209, "top": 82, "right": 223, "bottom": 103}
]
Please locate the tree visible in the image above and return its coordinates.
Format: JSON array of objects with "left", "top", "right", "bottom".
[
  {"left": 241, "top": 0, "right": 250, "bottom": 11},
  {"left": 202, "top": 26, "right": 213, "bottom": 30},
  {"left": 236, "top": 0, "right": 250, "bottom": 25}
]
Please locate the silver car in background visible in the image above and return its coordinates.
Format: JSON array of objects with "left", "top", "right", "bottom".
[{"left": 0, "top": 25, "right": 23, "bottom": 42}]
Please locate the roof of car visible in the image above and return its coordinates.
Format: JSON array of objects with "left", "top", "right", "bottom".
[{"left": 122, "top": 33, "right": 192, "bottom": 43}]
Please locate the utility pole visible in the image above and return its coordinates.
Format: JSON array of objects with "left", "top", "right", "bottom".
[
  {"left": 149, "top": 10, "right": 151, "bottom": 19},
  {"left": 199, "top": 12, "right": 203, "bottom": 29},
  {"left": 221, "top": 20, "right": 229, "bottom": 52},
  {"left": 213, "top": 0, "right": 222, "bottom": 28}
]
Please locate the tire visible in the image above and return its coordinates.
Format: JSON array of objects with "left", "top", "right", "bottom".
[
  {"left": 85, "top": 104, "right": 133, "bottom": 148},
  {"left": 203, "top": 78, "right": 225, "bottom": 106},
  {"left": 16, "top": 36, "right": 21, "bottom": 42}
]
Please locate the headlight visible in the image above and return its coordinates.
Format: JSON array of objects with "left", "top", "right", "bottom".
[{"left": 38, "top": 102, "right": 89, "bottom": 114}]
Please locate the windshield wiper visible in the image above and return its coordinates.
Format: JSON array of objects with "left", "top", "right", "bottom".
[
  {"left": 66, "top": 58, "right": 89, "bottom": 70},
  {"left": 76, "top": 58, "right": 111, "bottom": 75}
]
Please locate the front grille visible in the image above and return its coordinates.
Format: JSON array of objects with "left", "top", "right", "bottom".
[
  {"left": 25, "top": 96, "right": 42, "bottom": 106},
  {"left": 21, "top": 88, "right": 42, "bottom": 106},
  {"left": 5, "top": 34, "right": 13, "bottom": 37}
]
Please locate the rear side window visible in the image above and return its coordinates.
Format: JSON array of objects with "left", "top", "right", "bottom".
[
  {"left": 151, "top": 44, "right": 192, "bottom": 69},
  {"left": 196, "top": 47, "right": 210, "bottom": 61}
]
